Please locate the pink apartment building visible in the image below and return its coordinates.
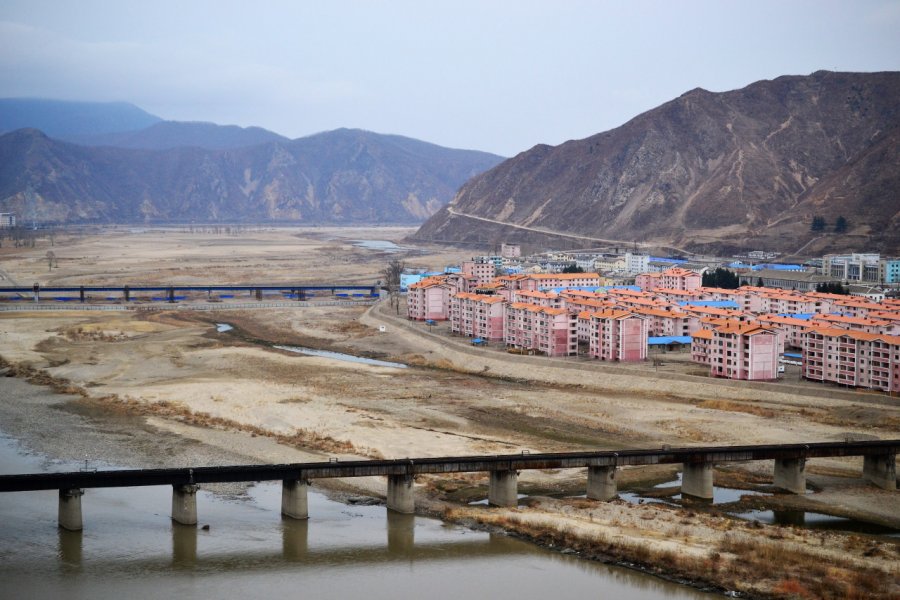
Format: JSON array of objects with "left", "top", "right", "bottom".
[
  {"left": 583, "top": 309, "right": 648, "bottom": 361},
  {"left": 632, "top": 307, "right": 699, "bottom": 337},
  {"left": 505, "top": 303, "right": 577, "bottom": 356},
  {"left": 449, "top": 292, "right": 506, "bottom": 341},
  {"left": 461, "top": 260, "right": 497, "bottom": 286},
  {"left": 406, "top": 277, "right": 451, "bottom": 321},
  {"left": 810, "top": 314, "right": 898, "bottom": 335},
  {"left": 755, "top": 314, "right": 813, "bottom": 349},
  {"left": 637, "top": 268, "right": 701, "bottom": 291},
  {"left": 691, "top": 321, "right": 781, "bottom": 380},
  {"left": 520, "top": 273, "right": 602, "bottom": 292},
  {"left": 803, "top": 327, "right": 900, "bottom": 392}
]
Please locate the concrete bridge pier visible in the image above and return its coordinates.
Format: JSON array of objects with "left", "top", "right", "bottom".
[
  {"left": 387, "top": 474, "right": 415, "bottom": 513},
  {"left": 79, "top": 286, "right": 85, "bottom": 303},
  {"left": 681, "top": 462, "right": 713, "bottom": 500},
  {"left": 123, "top": 286, "right": 130, "bottom": 302},
  {"left": 489, "top": 469, "right": 518, "bottom": 507},
  {"left": 774, "top": 458, "right": 806, "bottom": 494},
  {"left": 586, "top": 466, "right": 617, "bottom": 500},
  {"left": 58, "top": 488, "right": 84, "bottom": 531},
  {"left": 281, "top": 478, "right": 309, "bottom": 519},
  {"left": 863, "top": 453, "right": 897, "bottom": 490},
  {"left": 171, "top": 484, "right": 199, "bottom": 525}
]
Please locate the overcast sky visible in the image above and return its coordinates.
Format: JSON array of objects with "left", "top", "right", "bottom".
[{"left": 2, "top": 1, "right": 899, "bottom": 155}]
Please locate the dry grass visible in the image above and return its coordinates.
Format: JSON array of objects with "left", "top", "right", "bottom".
[{"left": 695, "top": 399, "right": 776, "bottom": 418}]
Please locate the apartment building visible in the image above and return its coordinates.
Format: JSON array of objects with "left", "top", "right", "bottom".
[
  {"left": 691, "top": 321, "right": 781, "bottom": 380},
  {"left": 755, "top": 314, "right": 813, "bottom": 349},
  {"left": 583, "top": 309, "right": 648, "bottom": 362},
  {"left": 809, "top": 314, "right": 899, "bottom": 336},
  {"left": 520, "top": 273, "right": 603, "bottom": 291},
  {"left": 449, "top": 293, "right": 506, "bottom": 341},
  {"left": 505, "top": 303, "right": 577, "bottom": 356},
  {"left": 632, "top": 307, "right": 699, "bottom": 337},
  {"left": 461, "top": 259, "right": 497, "bottom": 286},
  {"left": 406, "top": 276, "right": 451, "bottom": 321},
  {"left": 803, "top": 327, "right": 900, "bottom": 392},
  {"left": 636, "top": 267, "right": 701, "bottom": 291}
]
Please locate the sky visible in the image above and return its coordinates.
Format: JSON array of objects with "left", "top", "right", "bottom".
[{"left": 1, "top": 1, "right": 899, "bottom": 156}]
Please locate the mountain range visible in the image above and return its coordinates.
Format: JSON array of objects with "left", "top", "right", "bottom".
[
  {"left": 414, "top": 71, "right": 900, "bottom": 256},
  {"left": 0, "top": 99, "right": 504, "bottom": 224}
]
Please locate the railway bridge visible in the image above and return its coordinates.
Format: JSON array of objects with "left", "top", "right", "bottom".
[
  {"left": 0, "top": 282, "right": 379, "bottom": 304},
  {"left": 0, "top": 440, "right": 896, "bottom": 531}
]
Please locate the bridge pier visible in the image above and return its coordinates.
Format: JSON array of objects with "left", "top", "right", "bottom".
[
  {"left": 386, "top": 474, "right": 415, "bottom": 513},
  {"left": 586, "top": 466, "right": 617, "bottom": 500},
  {"left": 171, "top": 484, "right": 198, "bottom": 525},
  {"left": 773, "top": 458, "right": 806, "bottom": 494},
  {"left": 79, "top": 286, "right": 85, "bottom": 303},
  {"left": 863, "top": 453, "right": 896, "bottom": 490},
  {"left": 489, "top": 469, "right": 518, "bottom": 507},
  {"left": 681, "top": 462, "right": 713, "bottom": 500},
  {"left": 281, "top": 478, "right": 309, "bottom": 519},
  {"left": 58, "top": 488, "right": 84, "bottom": 531}
]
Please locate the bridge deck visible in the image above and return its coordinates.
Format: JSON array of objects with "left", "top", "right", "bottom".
[{"left": 1, "top": 440, "right": 896, "bottom": 493}]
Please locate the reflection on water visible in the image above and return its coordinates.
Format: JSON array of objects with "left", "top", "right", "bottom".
[
  {"left": 731, "top": 509, "right": 900, "bottom": 536},
  {"left": 353, "top": 240, "right": 405, "bottom": 252},
  {"left": 0, "top": 433, "right": 713, "bottom": 599},
  {"left": 274, "top": 344, "right": 408, "bottom": 368}
]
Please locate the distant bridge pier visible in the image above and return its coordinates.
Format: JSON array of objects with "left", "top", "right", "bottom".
[
  {"left": 58, "top": 488, "right": 84, "bottom": 531},
  {"left": 587, "top": 465, "right": 617, "bottom": 500},
  {"left": 255, "top": 289, "right": 262, "bottom": 301},
  {"left": 489, "top": 469, "right": 518, "bottom": 507},
  {"left": 863, "top": 453, "right": 897, "bottom": 490},
  {"left": 171, "top": 484, "right": 198, "bottom": 525},
  {"left": 681, "top": 462, "right": 713, "bottom": 500},
  {"left": 123, "top": 286, "right": 130, "bottom": 302},
  {"left": 167, "top": 287, "right": 175, "bottom": 303},
  {"left": 281, "top": 478, "right": 309, "bottom": 519},
  {"left": 386, "top": 474, "right": 415, "bottom": 513},
  {"left": 33, "top": 283, "right": 39, "bottom": 303},
  {"left": 774, "top": 458, "right": 806, "bottom": 494},
  {"left": 79, "top": 286, "right": 85, "bottom": 303}
]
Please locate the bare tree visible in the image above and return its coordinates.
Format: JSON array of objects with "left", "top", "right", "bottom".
[
  {"left": 46, "top": 250, "right": 56, "bottom": 271},
  {"left": 382, "top": 258, "right": 405, "bottom": 314}
]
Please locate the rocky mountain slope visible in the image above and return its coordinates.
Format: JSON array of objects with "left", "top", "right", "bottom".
[
  {"left": 414, "top": 71, "right": 900, "bottom": 255},
  {"left": 0, "top": 127, "right": 503, "bottom": 224}
]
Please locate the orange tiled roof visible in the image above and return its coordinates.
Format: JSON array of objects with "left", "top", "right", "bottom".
[{"left": 804, "top": 326, "right": 900, "bottom": 345}]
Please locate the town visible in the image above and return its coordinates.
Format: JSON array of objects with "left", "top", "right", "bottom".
[{"left": 406, "top": 245, "right": 900, "bottom": 392}]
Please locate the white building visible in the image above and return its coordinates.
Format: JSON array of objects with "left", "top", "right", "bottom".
[
  {"left": 624, "top": 252, "right": 649, "bottom": 275},
  {"left": 0, "top": 213, "right": 15, "bottom": 228}
]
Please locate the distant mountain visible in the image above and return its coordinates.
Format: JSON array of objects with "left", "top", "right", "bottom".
[
  {"left": 64, "top": 120, "right": 289, "bottom": 150},
  {"left": 413, "top": 71, "right": 900, "bottom": 255},
  {"left": 0, "top": 127, "right": 504, "bottom": 224},
  {"left": 0, "top": 99, "right": 161, "bottom": 137}
]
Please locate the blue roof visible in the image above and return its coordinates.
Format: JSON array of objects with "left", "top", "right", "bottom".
[
  {"left": 648, "top": 336, "right": 692, "bottom": 345},
  {"left": 649, "top": 257, "right": 687, "bottom": 264},
  {"left": 729, "top": 262, "right": 805, "bottom": 271},
  {"left": 678, "top": 300, "right": 739, "bottom": 309},
  {"left": 548, "top": 286, "right": 604, "bottom": 293},
  {"left": 783, "top": 352, "right": 802, "bottom": 359},
  {"left": 776, "top": 313, "right": 815, "bottom": 320}
]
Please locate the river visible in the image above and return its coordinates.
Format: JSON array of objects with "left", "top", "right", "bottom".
[{"left": 0, "top": 379, "right": 713, "bottom": 599}]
